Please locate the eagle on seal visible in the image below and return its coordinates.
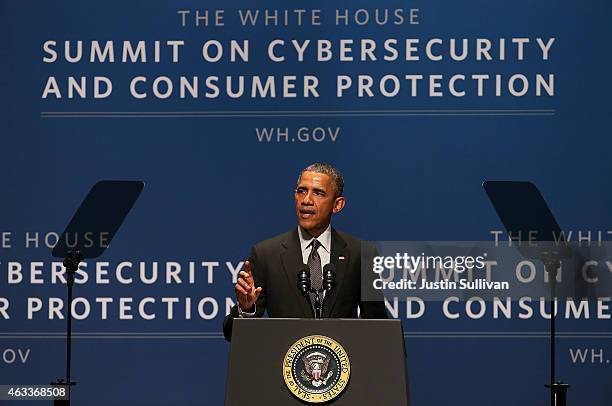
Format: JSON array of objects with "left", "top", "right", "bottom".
[{"left": 303, "top": 351, "right": 331, "bottom": 383}]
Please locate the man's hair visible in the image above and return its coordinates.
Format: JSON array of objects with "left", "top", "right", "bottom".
[{"left": 298, "top": 163, "right": 344, "bottom": 197}]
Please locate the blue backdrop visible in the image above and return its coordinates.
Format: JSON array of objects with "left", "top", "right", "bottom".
[{"left": 1, "top": 1, "right": 610, "bottom": 405}]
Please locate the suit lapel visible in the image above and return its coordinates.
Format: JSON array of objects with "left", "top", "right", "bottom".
[
  {"left": 322, "top": 228, "right": 348, "bottom": 318},
  {"left": 280, "top": 229, "right": 313, "bottom": 317}
]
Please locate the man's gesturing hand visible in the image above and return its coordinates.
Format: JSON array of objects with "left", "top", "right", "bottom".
[{"left": 235, "top": 260, "right": 262, "bottom": 311}]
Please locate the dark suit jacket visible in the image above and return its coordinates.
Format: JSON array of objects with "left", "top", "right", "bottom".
[{"left": 223, "top": 228, "right": 387, "bottom": 341}]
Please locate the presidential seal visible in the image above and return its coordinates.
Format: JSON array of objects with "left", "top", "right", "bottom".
[{"left": 282, "top": 335, "right": 350, "bottom": 403}]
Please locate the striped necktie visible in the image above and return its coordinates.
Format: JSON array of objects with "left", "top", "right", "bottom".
[{"left": 307, "top": 239, "right": 322, "bottom": 307}]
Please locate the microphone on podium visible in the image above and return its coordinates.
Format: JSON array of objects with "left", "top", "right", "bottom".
[
  {"left": 297, "top": 265, "right": 311, "bottom": 300},
  {"left": 323, "top": 263, "right": 336, "bottom": 293},
  {"left": 297, "top": 264, "right": 337, "bottom": 318}
]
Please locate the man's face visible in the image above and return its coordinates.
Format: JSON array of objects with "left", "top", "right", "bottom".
[{"left": 295, "top": 171, "right": 345, "bottom": 237}]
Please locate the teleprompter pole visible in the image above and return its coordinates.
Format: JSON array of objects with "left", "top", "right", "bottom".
[
  {"left": 543, "top": 255, "right": 570, "bottom": 406},
  {"left": 51, "top": 251, "right": 82, "bottom": 406}
]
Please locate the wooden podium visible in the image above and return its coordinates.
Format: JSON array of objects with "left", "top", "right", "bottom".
[{"left": 225, "top": 318, "right": 409, "bottom": 405}]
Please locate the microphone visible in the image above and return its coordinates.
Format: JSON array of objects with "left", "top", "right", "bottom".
[
  {"left": 323, "top": 263, "right": 336, "bottom": 292},
  {"left": 297, "top": 265, "right": 311, "bottom": 297}
]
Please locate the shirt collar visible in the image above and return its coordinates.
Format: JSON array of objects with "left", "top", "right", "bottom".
[{"left": 298, "top": 224, "right": 332, "bottom": 254}]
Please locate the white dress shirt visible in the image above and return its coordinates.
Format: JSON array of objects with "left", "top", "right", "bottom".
[
  {"left": 299, "top": 224, "right": 332, "bottom": 302},
  {"left": 298, "top": 224, "right": 332, "bottom": 270}
]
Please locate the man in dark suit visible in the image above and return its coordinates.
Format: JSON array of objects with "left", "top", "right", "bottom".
[{"left": 223, "top": 163, "right": 387, "bottom": 341}]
